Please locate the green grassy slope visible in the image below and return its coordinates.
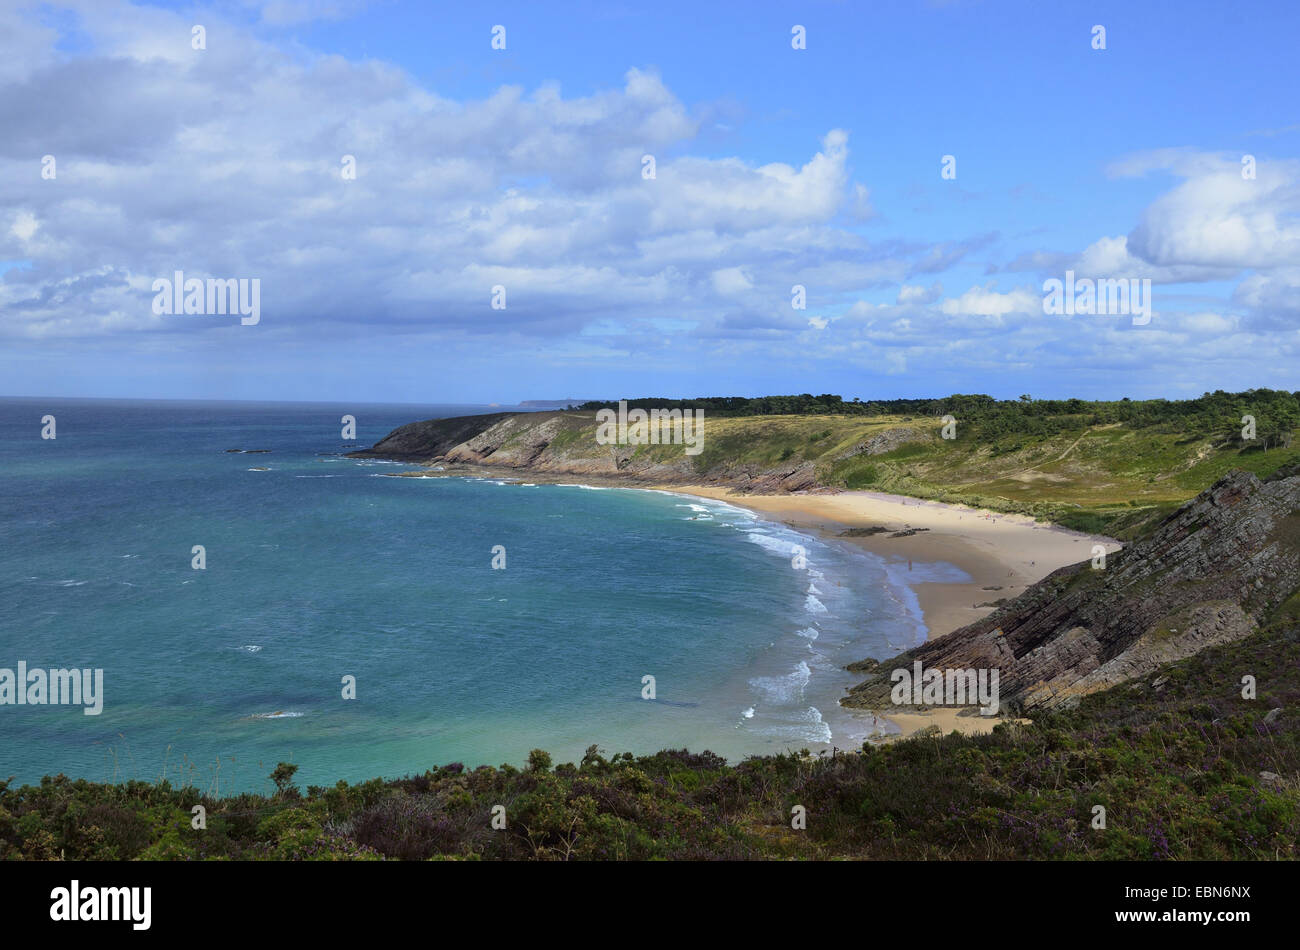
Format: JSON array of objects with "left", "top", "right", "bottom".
[
  {"left": 399, "top": 406, "right": 1298, "bottom": 539},
  {"left": 359, "top": 391, "right": 1300, "bottom": 538},
  {"left": 817, "top": 416, "right": 1300, "bottom": 537}
]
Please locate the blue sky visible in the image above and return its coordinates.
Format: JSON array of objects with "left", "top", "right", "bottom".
[{"left": 1, "top": 0, "right": 1298, "bottom": 404}]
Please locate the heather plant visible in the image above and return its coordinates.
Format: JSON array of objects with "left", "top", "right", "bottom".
[{"left": 1, "top": 624, "right": 1296, "bottom": 861}]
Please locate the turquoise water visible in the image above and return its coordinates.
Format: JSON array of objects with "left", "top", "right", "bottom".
[{"left": 0, "top": 398, "right": 956, "bottom": 795}]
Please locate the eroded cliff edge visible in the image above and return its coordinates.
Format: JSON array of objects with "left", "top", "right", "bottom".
[
  {"left": 346, "top": 410, "right": 909, "bottom": 492},
  {"left": 846, "top": 466, "right": 1300, "bottom": 713}
]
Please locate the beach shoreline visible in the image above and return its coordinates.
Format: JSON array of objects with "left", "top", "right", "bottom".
[
  {"left": 386, "top": 465, "right": 1121, "bottom": 741},
  {"left": 648, "top": 484, "right": 1122, "bottom": 740},
  {"left": 655, "top": 484, "right": 1122, "bottom": 644}
]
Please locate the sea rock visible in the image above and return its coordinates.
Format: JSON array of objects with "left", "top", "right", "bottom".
[{"left": 845, "top": 657, "right": 880, "bottom": 674}]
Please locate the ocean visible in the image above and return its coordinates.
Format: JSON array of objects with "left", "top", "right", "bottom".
[{"left": 0, "top": 397, "right": 959, "bottom": 796}]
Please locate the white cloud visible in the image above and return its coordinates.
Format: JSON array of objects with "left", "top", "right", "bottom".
[
  {"left": 1178, "top": 312, "right": 1236, "bottom": 334},
  {"left": 10, "top": 211, "right": 38, "bottom": 242},
  {"left": 1113, "top": 152, "right": 1300, "bottom": 270},
  {"left": 0, "top": 7, "right": 879, "bottom": 342},
  {"left": 897, "top": 281, "right": 941, "bottom": 305},
  {"left": 940, "top": 283, "right": 1038, "bottom": 318},
  {"left": 3, "top": 5, "right": 1294, "bottom": 397}
]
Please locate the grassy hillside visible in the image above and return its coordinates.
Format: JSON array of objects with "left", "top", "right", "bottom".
[
  {"left": 363, "top": 390, "right": 1300, "bottom": 538},
  {"left": 818, "top": 414, "right": 1300, "bottom": 537},
  {"left": 650, "top": 390, "right": 1300, "bottom": 536},
  {"left": 662, "top": 409, "right": 1300, "bottom": 504},
  {"left": 4, "top": 614, "right": 1296, "bottom": 860}
]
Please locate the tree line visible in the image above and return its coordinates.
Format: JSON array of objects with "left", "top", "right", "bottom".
[{"left": 572, "top": 390, "right": 1300, "bottom": 446}]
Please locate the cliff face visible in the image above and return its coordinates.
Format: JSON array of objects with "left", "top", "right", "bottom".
[
  {"left": 353, "top": 410, "right": 702, "bottom": 480},
  {"left": 346, "top": 412, "right": 529, "bottom": 461},
  {"left": 846, "top": 468, "right": 1300, "bottom": 712},
  {"left": 348, "top": 411, "right": 926, "bottom": 492}
]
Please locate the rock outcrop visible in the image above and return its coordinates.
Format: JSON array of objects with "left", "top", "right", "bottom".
[
  {"left": 846, "top": 468, "right": 1300, "bottom": 712},
  {"left": 347, "top": 411, "right": 909, "bottom": 493},
  {"left": 834, "top": 426, "right": 925, "bottom": 460},
  {"left": 347, "top": 412, "right": 517, "bottom": 461}
]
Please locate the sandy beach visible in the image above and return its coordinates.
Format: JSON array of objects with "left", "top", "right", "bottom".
[
  {"left": 667, "top": 485, "right": 1121, "bottom": 641},
  {"left": 660, "top": 485, "right": 1122, "bottom": 739}
]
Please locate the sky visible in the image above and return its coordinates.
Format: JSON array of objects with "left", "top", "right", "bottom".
[{"left": 1, "top": 0, "right": 1298, "bottom": 405}]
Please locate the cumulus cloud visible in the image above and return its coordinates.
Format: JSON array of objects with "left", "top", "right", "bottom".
[
  {"left": 1, "top": 3, "right": 1296, "bottom": 399},
  {"left": 896, "top": 281, "right": 941, "bottom": 305},
  {"left": 10, "top": 211, "right": 38, "bottom": 242},
  {"left": 711, "top": 267, "right": 754, "bottom": 295},
  {"left": 1101, "top": 150, "right": 1300, "bottom": 333},
  {"left": 0, "top": 3, "right": 927, "bottom": 346},
  {"left": 940, "top": 283, "right": 1039, "bottom": 319},
  {"left": 1125, "top": 157, "right": 1300, "bottom": 270}
]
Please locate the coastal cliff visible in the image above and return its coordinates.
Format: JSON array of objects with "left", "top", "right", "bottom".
[
  {"left": 346, "top": 412, "right": 521, "bottom": 461},
  {"left": 354, "top": 408, "right": 1300, "bottom": 714},
  {"left": 347, "top": 398, "right": 1300, "bottom": 537},
  {"left": 348, "top": 410, "right": 924, "bottom": 493},
  {"left": 846, "top": 466, "right": 1300, "bottom": 712}
]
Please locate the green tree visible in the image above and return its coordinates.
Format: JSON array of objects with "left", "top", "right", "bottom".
[{"left": 271, "top": 762, "right": 300, "bottom": 799}]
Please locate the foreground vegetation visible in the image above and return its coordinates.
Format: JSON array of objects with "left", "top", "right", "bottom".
[{"left": 4, "top": 618, "right": 1296, "bottom": 861}]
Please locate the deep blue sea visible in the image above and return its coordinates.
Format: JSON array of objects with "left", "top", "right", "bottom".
[{"left": 0, "top": 397, "right": 954, "bottom": 795}]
